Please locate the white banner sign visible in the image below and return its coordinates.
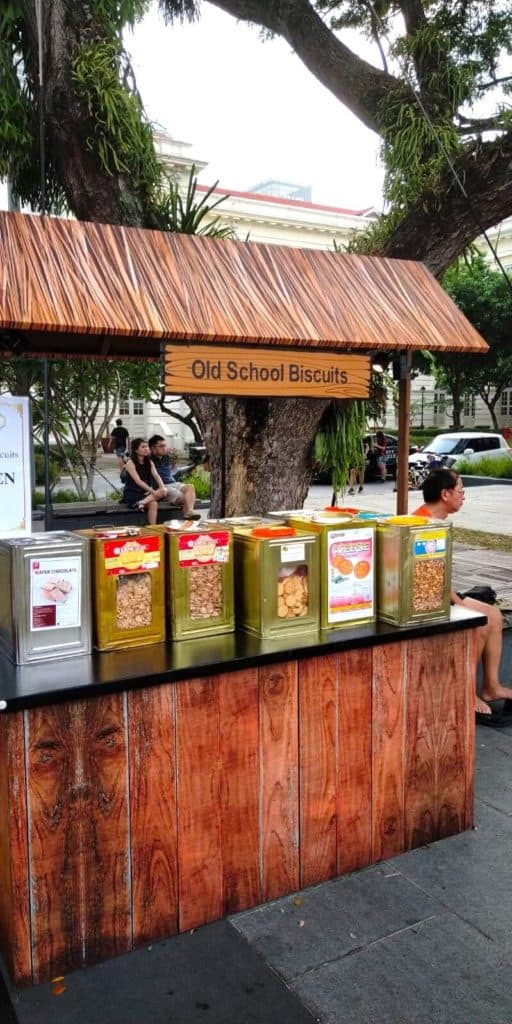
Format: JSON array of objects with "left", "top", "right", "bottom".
[{"left": 0, "top": 396, "right": 32, "bottom": 538}]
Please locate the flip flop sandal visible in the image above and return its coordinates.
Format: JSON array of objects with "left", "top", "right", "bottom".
[
  {"left": 475, "top": 706, "right": 508, "bottom": 728},
  {"left": 480, "top": 698, "right": 512, "bottom": 720},
  {"left": 499, "top": 698, "right": 512, "bottom": 718}
]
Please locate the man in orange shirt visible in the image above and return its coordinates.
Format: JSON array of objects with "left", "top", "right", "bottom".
[{"left": 414, "top": 467, "right": 511, "bottom": 725}]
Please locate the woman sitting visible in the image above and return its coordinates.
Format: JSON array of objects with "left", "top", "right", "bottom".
[{"left": 123, "top": 438, "right": 167, "bottom": 524}]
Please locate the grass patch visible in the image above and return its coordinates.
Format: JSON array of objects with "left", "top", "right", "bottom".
[
  {"left": 453, "top": 527, "right": 512, "bottom": 553},
  {"left": 457, "top": 454, "right": 512, "bottom": 477}
]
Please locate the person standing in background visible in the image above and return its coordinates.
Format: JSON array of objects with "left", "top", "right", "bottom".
[
  {"left": 110, "top": 418, "right": 129, "bottom": 468},
  {"left": 375, "top": 431, "right": 387, "bottom": 482},
  {"left": 348, "top": 438, "right": 368, "bottom": 495}
]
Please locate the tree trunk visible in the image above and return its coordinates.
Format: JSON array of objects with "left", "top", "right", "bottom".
[
  {"left": 188, "top": 395, "right": 330, "bottom": 516},
  {"left": 20, "top": 0, "right": 149, "bottom": 225},
  {"left": 451, "top": 389, "right": 463, "bottom": 430},
  {"left": 479, "top": 393, "right": 500, "bottom": 431}
]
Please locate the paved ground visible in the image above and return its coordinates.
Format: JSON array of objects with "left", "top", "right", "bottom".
[
  {"left": 305, "top": 479, "right": 512, "bottom": 536},
  {"left": 55, "top": 456, "right": 512, "bottom": 536},
  {"left": 2, "top": 721, "right": 512, "bottom": 1024}
]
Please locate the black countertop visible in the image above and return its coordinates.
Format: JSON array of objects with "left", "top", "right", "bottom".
[{"left": 0, "top": 607, "right": 486, "bottom": 712}]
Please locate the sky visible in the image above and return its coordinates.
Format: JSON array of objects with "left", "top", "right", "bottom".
[{"left": 128, "top": 5, "right": 385, "bottom": 211}]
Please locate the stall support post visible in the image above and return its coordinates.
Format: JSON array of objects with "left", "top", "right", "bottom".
[
  {"left": 43, "top": 357, "right": 52, "bottom": 532},
  {"left": 396, "top": 352, "right": 412, "bottom": 515}
]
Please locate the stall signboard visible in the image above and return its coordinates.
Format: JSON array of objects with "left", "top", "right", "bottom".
[
  {"left": 164, "top": 344, "right": 370, "bottom": 399},
  {"left": 0, "top": 396, "right": 32, "bottom": 538}
]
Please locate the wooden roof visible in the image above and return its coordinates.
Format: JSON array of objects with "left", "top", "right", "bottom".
[{"left": 0, "top": 211, "right": 488, "bottom": 359}]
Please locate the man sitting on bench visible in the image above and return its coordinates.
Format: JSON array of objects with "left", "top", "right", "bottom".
[{"left": 148, "top": 436, "right": 197, "bottom": 518}]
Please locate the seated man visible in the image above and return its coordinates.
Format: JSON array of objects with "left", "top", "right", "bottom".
[
  {"left": 414, "top": 467, "right": 512, "bottom": 724},
  {"left": 148, "top": 435, "right": 197, "bottom": 516}
]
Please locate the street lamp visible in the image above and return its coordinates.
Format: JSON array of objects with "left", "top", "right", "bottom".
[{"left": 420, "top": 386, "right": 426, "bottom": 429}]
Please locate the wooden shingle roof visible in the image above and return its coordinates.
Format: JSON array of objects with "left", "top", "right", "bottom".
[{"left": 0, "top": 211, "right": 488, "bottom": 359}]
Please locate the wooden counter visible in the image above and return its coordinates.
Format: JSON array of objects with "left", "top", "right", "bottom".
[{"left": 0, "top": 608, "right": 484, "bottom": 986}]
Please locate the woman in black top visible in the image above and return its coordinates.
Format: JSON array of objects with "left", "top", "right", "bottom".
[{"left": 123, "top": 438, "right": 167, "bottom": 524}]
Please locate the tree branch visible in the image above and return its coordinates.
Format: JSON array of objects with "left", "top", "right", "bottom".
[
  {"left": 382, "top": 134, "right": 512, "bottom": 275},
  {"left": 207, "top": 0, "right": 400, "bottom": 133}
]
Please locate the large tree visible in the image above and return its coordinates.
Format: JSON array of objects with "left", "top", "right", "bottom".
[
  {"left": 205, "top": 0, "right": 512, "bottom": 275},
  {"left": 431, "top": 255, "right": 512, "bottom": 428},
  {"left": 1, "top": 0, "right": 510, "bottom": 513}
]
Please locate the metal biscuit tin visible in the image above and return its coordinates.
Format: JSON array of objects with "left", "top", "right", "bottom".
[
  {"left": 289, "top": 513, "right": 376, "bottom": 628},
  {"left": 233, "top": 524, "right": 320, "bottom": 639},
  {"left": 76, "top": 526, "right": 165, "bottom": 650},
  {"left": 0, "top": 532, "right": 92, "bottom": 663},
  {"left": 162, "top": 522, "right": 235, "bottom": 640},
  {"left": 376, "top": 515, "right": 452, "bottom": 626}
]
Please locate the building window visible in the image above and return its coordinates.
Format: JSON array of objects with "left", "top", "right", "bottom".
[
  {"left": 133, "top": 398, "right": 144, "bottom": 416},
  {"left": 463, "top": 393, "right": 476, "bottom": 418},
  {"left": 501, "top": 389, "right": 512, "bottom": 416},
  {"left": 433, "top": 390, "right": 446, "bottom": 416},
  {"left": 119, "top": 395, "right": 129, "bottom": 416}
]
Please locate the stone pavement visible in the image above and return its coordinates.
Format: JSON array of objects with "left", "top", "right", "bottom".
[
  {"left": 306, "top": 479, "right": 512, "bottom": 536},
  {"left": 2, "top": 722, "right": 512, "bottom": 1024}
]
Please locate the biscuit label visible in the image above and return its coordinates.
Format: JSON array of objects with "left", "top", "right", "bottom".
[
  {"left": 281, "top": 542, "right": 306, "bottom": 563},
  {"left": 178, "top": 531, "right": 230, "bottom": 567},
  {"left": 30, "top": 556, "right": 82, "bottom": 630},
  {"left": 327, "top": 527, "right": 374, "bottom": 623},
  {"left": 104, "top": 535, "right": 160, "bottom": 575}
]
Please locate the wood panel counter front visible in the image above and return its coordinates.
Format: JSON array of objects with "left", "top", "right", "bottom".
[{"left": 0, "top": 608, "right": 484, "bottom": 986}]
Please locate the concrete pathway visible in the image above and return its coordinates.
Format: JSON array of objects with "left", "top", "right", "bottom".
[{"left": 306, "top": 481, "right": 512, "bottom": 535}]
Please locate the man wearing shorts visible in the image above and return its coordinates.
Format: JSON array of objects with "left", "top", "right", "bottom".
[
  {"left": 149, "top": 435, "right": 197, "bottom": 517},
  {"left": 415, "top": 467, "right": 512, "bottom": 724},
  {"left": 110, "top": 419, "right": 129, "bottom": 467}
]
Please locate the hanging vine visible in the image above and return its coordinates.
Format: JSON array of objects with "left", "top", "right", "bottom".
[{"left": 313, "top": 400, "right": 367, "bottom": 501}]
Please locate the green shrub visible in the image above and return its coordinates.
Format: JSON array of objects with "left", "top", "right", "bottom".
[
  {"left": 32, "top": 487, "right": 77, "bottom": 506},
  {"left": 51, "top": 489, "right": 79, "bottom": 503},
  {"left": 184, "top": 468, "right": 210, "bottom": 500},
  {"left": 33, "top": 452, "right": 61, "bottom": 486},
  {"left": 457, "top": 455, "right": 512, "bottom": 478}
]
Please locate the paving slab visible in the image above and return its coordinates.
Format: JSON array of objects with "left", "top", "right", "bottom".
[
  {"left": 1, "top": 920, "right": 316, "bottom": 1024},
  {"left": 290, "top": 910, "right": 512, "bottom": 1024},
  {"left": 474, "top": 728, "right": 512, "bottom": 815},
  {"left": 231, "top": 867, "right": 441, "bottom": 981},
  {"left": 375, "top": 803, "right": 512, "bottom": 952}
]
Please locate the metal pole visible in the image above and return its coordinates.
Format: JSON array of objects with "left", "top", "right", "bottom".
[
  {"left": 396, "top": 352, "right": 412, "bottom": 516},
  {"left": 220, "top": 397, "right": 226, "bottom": 517},
  {"left": 420, "top": 387, "right": 425, "bottom": 429},
  {"left": 35, "top": 0, "right": 46, "bottom": 216},
  {"left": 43, "top": 357, "right": 52, "bottom": 531}
]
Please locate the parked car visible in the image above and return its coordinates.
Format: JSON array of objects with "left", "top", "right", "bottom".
[{"left": 408, "top": 431, "right": 511, "bottom": 471}]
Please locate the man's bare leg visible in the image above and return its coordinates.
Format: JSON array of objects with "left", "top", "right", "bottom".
[
  {"left": 180, "top": 483, "right": 196, "bottom": 516},
  {"left": 462, "top": 597, "right": 512, "bottom": 705}
]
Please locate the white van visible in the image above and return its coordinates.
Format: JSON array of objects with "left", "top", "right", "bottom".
[{"left": 408, "top": 432, "right": 511, "bottom": 470}]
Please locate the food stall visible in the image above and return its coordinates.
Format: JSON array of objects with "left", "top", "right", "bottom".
[{"left": 0, "top": 210, "right": 489, "bottom": 986}]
